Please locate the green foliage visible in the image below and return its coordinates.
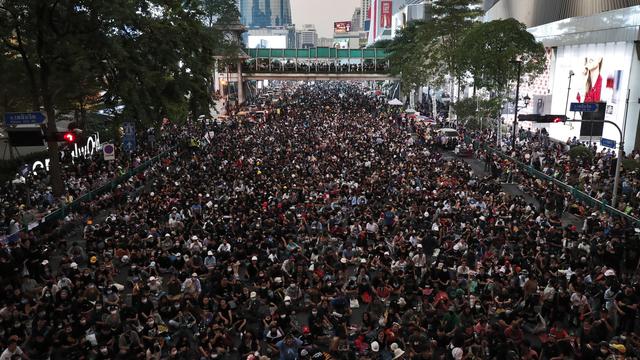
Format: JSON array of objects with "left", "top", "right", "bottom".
[
  {"left": 568, "top": 146, "right": 593, "bottom": 162},
  {"left": 388, "top": 2, "right": 546, "bottom": 113},
  {"left": 457, "top": 19, "right": 546, "bottom": 93},
  {"left": 1, "top": 0, "right": 241, "bottom": 193},
  {"left": 1, "top": 0, "right": 239, "bottom": 126},
  {"left": 388, "top": 21, "right": 438, "bottom": 87},
  {"left": 369, "top": 39, "right": 393, "bottom": 49},
  {"left": 430, "top": 0, "right": 484, "bottom": 84}
]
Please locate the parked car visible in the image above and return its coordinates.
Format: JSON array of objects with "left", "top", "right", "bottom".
[{"left": 435, "top": 128, "right": 459, "bottom": 150}]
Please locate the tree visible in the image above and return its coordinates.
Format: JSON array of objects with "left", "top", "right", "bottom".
[
  {"left": 0, "top": 0, "right": 118, "bottom": 195},
  {"left": 423, "top": 0, "right": 484, "bottom": 120},
  {"left": 458, "top": 19, "right": 546, "bottom": 94},
  {"left": 201, "top": 0, "right": 241, "bottom": 26},
  {"left": 454, "top": 96, "right": 502, "bottom": 130},
  {"left": 430, "top": 0, "right": 484, "bottom": 86},
  {"left": 1, "top": 0, "right": 240, "bottom": 195},
  {"left": 388, "top": 21, "right": 437, "bottom": 88}
]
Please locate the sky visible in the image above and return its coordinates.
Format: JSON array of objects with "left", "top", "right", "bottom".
[{"left": 289, "top": 0, "right": 360, "bottom": 38}]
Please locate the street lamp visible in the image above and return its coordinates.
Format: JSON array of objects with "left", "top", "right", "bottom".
[
  {"left": 510, "top": 59, "right": 523, "bottom": 148},
  {"left": 564, "top": 70, "right": 575, "bottom": 116},
  {"left": 523, "top": 94, "right": 531, "bottom": 108}
]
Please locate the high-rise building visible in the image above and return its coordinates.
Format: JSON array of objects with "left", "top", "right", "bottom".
[
  {"left": 360, "top": 0, "right": 371, "bottom": 30},
  {"left": 351, "top": 7, "right": 362, "bottom": 32},
  {"left": 238, "top": 0, "right": 292, "bottom": 28},
  {"left": 484, "top": 0, "right": 640, "bottom": 28},
  {"left": 296, "top": 24, "right": 318, "bottom": 48}
]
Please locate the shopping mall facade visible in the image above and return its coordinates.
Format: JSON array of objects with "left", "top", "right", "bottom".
[{"left": 485, "top": 0, "right": 640, "bottom": 152}]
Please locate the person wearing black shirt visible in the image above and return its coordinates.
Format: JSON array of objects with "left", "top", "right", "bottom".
[{"left": 617, "top": 285, "right": 638, "bottom": 333}]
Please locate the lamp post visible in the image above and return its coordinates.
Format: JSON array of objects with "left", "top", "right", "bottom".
[
  {"left": 612, "top": 89, "right": 631, "bottom": 208},
  {"left": 510, "top": 59, "right": 523, "bottom": 148},
  {"left": 523, "top": 94, "right": 531, "bottom": 108},
  {"left": 564, "top": 70, "right": 575, "bottom": 116}
]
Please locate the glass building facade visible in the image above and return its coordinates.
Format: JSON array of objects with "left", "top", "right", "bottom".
[{"left": 239, "top": 0, "right": 292, "bottom": 28}]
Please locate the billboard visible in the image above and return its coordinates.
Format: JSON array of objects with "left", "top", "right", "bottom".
[
  {"left": 380, "top": 0, "right": 392, "bottom": 29},
  {"left": 334, "top": 21, "right": 352, "bottom": 33},
  {"left": 247, "top": 35, "right": 287, "bottom": 49},
  {"left": 549, "top": 42, "right": 633, "bottom": 143}
]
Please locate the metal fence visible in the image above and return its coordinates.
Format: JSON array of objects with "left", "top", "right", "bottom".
[
  {"left": 1, "top": 146, "right": 177, "bottom": 243},
  {"left": 465, "top": 135, "right": 640, "bottom": 225}
]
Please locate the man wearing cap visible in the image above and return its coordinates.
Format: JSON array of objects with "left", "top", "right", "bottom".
[{"left": 204, "top": 250, "right": 217, "bottom": 269}]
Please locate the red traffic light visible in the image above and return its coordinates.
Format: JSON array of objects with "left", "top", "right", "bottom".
[
  {"left": 63, "top": 132, "right": 76, "bottom": 143},
  {"left": 53, "top": 131, "right": 80, "bottom": 143}
]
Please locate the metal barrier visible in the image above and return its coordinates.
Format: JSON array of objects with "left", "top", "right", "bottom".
[
  {"left": 1, "top": 146, "right": 177, "bottom": 243},
  {"left": 464, "top": 135, "right": 640, "bottom": 225}
]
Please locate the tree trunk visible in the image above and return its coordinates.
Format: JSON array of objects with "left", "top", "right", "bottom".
[
  {"left": 448, "top": 75, "right": 454, "bottom": 122},
  {"left": 431, "top": 85, "right": 437, "bottom": 119},
  {"left": 41, "top": 64, "right": 64, "bottom": 197}
]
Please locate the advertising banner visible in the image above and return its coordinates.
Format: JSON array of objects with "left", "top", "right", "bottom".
[
  {"left": 247, "top": 35, "right": 287, "bottom": 49},
  {"left": 334, "top": 21, "right": 352, "bottom": 33},
  {"left": 380, "top": 0, "right": 392, "bottom": 29},
  {"left": 550, "top": 42, "right": 633, "bottom": 143}
]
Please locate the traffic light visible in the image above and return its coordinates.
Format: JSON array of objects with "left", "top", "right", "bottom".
[
  {"left": 540, "top": 115, "right": 567, "bottom": 123},
  {"left": 62, "top": 132, "right": 76, "bottom": 143},
  {"left": 540, "top": 115, "right": 568, "bottom": 123},
  {"left": 53, "top": 130, "right": 82, "bottom": 143},
  {"left": 519, "top": 114, "right": 567, "bottom": 123}
]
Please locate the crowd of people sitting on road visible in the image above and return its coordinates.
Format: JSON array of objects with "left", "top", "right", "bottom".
[{"left": 1, "top": 83, "right": 640, "bottom": 360}]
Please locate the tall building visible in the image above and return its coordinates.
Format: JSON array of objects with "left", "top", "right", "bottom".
[
  {"left": 484, "top": 0, "right": 640, "bottom": 28},
  {"left": 360, "top": 0, "right": 371, "bottom": 30},
  {"left": 296, "top": 24, "right": 318, "bottom": 48},
  {"left": 351, "top": 7, "right": 362, "bottom": 32},
  {"left": 391, "top": 0, "right": 431, "bottom": 38},
  {"left": 317, "top": 37, "right": 334, "bottom": 47},
  {"left": 238, "top": 0, "right": 292, "bottom": 28}
]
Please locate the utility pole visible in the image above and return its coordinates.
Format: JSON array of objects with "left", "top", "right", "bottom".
[{"left": 612, "top": 89, "right": 630, "bottom": 208}]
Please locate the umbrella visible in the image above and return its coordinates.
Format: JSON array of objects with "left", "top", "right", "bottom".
[
  {"left": 388, "top": 98, "right": 403, "bottom": 106},
  {"left": 405, "top": 108, "right": 417, "bottom": 113}
]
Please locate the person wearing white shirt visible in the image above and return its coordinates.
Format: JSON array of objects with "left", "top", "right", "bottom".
[
  {"left": 217, "top": 239, "right": 231, "bottom": 253},
  {"left": 0, "top": 337, "right": 26, "bottom": 360}
]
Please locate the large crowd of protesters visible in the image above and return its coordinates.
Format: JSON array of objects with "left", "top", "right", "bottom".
[{"left": 1, "top": 83, "right": 640, "bottom": 360}]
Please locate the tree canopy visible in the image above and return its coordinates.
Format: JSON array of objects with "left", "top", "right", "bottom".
[
  {"left": 387, "top": 1, "right": 546, "bottom": 109},
  {"left": 0, "top": 0, "right": 241, "bottom": 194},
  {"left": 457, "top": 18, "right": 546, "bottom": 94}
]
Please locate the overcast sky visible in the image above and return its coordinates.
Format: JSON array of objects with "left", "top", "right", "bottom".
[{"left": 290, "top": 0, "right": 360, "bottom": 38}]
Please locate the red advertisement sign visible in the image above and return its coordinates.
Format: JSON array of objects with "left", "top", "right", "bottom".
[
  {"left": 334, "top": 21, "right": 352, "bottom": 33},
  {"left": 380, "top": 0, "right": 392, "bottom": 29}
]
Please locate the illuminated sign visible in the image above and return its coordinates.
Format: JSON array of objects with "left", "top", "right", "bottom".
[
  {"left": 334, "top": 21, "right": 352, "bottom": 33},
  {"left": 30, "top": 133, "right": 102, "bottom": 175}
]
